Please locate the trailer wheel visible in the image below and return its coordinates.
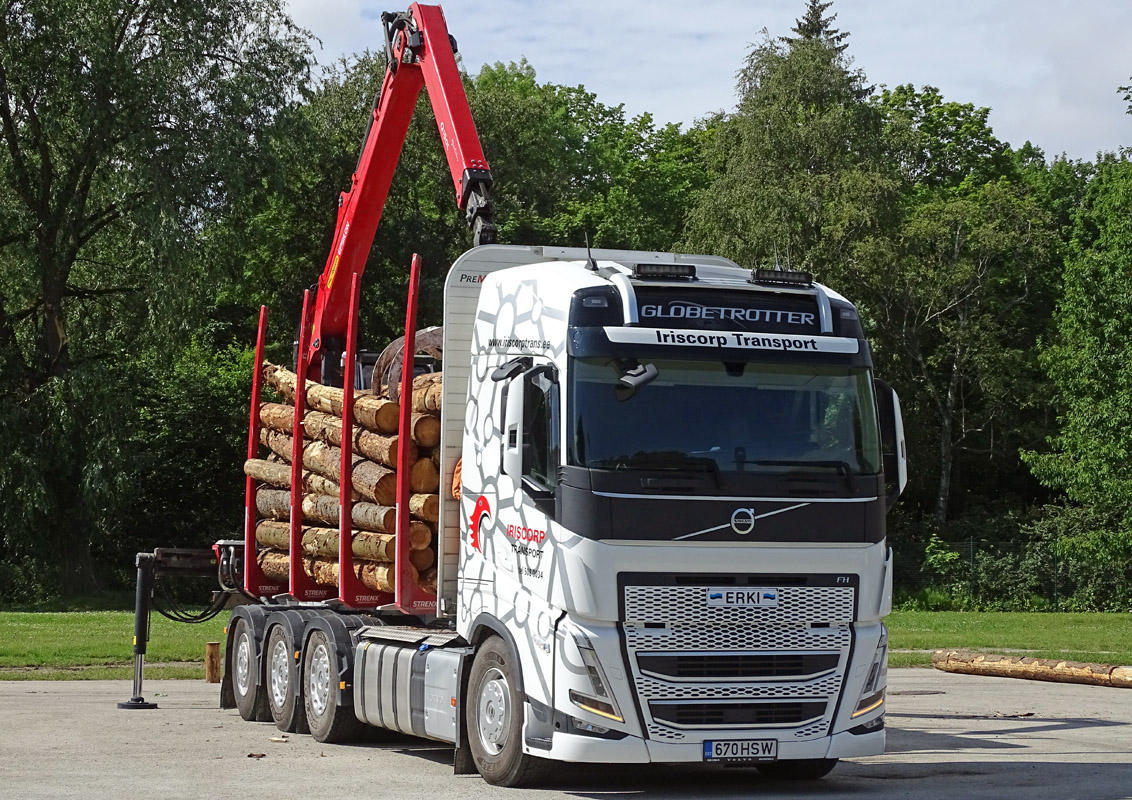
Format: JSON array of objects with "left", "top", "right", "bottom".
[
  {"left": 303, "top": 629, "right": 364, "bottom": 743},
  {"left": 231, "top": 618, "right": 267, "bottom": 722},
  {"left": 466, "top": 636, "right": 549, "bottom": 787},
  {"left": 266, "top": 625, "right": 308, "bottom": 734},
  {"left": 756, "top": 758, "right": 838, "bottom": 780}
]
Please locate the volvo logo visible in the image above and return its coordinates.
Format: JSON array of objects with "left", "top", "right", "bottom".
[{"left": 730, "top": 508, "right": 756, "bottom": 535}]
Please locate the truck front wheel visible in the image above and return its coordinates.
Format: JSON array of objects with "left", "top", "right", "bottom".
[{"left": 466, "top": 636, "right": 549, "bottom": 787}]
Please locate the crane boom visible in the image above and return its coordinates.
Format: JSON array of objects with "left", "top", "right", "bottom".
[{"left": 307, "top": 3, "right": 494, "bottom": 383}]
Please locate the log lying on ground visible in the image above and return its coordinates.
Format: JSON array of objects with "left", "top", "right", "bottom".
[
  {"left": 256, "top": 520, "right": 430, "bottom": 563},
  {"left": 259, "top": 403, "right": 416, "bottom": 470},
  {"left": 260, "top": 428, "right": 396, "bottom": 506},
  {"left": 933, "top": 650, "right": 1132, "bottom": 689},
  {"left": 244, "top": 458, "right": 358, "bottom": 501},
  {"left": 264, "top": 362, "right": 399, "bottom": 434},
  {"left": 255, "top": 489, "right": 397, "bottom": 533},
  {"left": 256, "top": 548, "right": 412, "bottom": 594}
]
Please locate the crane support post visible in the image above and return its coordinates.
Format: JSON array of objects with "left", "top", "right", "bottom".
[
  {"left": 408, "top": 4, "right": 493, "bottom": 209},
  {"left": 308, "top": 59, "right": 424, "bottom": 376}
]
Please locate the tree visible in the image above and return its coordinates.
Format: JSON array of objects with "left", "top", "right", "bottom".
[
  {"left": 1025, "top": 157, "right": 1132, "bottom": 528},
  {"left": 783, "top": 0, "right": 850, "bottom": 53},
  {"left": 855, "top": 178, "right": 1058, "bottom": 523},
  {"left": 682, "top": 4, "right": 896, "bottom": 275},
  {"left": 847, "top": 86, "right": 1065, "bottom": 525},
  {"left": 878, "top": 85, "right": 1015, "bottom": 189},
  {"left": 470, "top": 60, "right": 701, "bottom": 252},
  {"left": 0, "top": 0, "right": 311, "bottom": 596}
]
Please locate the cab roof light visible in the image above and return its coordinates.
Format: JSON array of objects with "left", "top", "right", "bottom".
[
  {"left": 632, "top": 263, "right": 697, "bottom": 280},
  {"left": 751, "top": 268, "right": 812, "bottom": 287}
]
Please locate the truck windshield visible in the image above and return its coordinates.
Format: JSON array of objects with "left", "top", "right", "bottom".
[{"left": 568, "top": 357, "right": 881, "bottom": 476}]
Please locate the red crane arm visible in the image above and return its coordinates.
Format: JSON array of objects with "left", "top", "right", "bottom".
[{"left": 306, "top": 3, "right": 494, "bottom": 382}]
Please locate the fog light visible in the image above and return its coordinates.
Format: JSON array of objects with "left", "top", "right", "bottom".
[{"left": 571, "top": 715, "right": 610, "bottom": 734}]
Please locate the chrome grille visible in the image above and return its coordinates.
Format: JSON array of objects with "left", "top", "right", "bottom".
[
  {"left": 634, "top": 670, "right": 841, "bottom": 700},
  {"left": 649, "top": 700, "right": 827, "bottom": 728},
  {"left": 637, "top": 651, "right": 840, "bottom": 680},
  {"left": 625, "top": 623, "right": 850, "bottom": 652},
  {"left": 622, "top": 576, "right": 855, "bottom": 743},
  {"left": 624, "top": 585, "right": 854, "bottom": 625}
]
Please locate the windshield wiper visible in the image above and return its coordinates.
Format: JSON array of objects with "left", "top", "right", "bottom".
[
  {"left": 675, "top": 455, "right": 722, "bottom": 490},
  {"left": 590, "top": 453, "right": 723, "bottom": 490},
  {"left": 736, "top": 459, "right": 857, "bottom": 492}
]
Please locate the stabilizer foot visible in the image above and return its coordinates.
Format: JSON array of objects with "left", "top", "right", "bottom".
[{"left": 117, "top": 697, "right": 158, "bottom": 710}]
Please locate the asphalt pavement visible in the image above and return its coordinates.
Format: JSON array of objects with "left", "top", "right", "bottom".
[{"left": 1, "top": 669, "right": 1130, "bottom": 799}]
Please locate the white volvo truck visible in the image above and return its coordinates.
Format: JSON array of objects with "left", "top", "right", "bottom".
[{"left": 223, "top": 243, "right": 907, "bottom": 787}]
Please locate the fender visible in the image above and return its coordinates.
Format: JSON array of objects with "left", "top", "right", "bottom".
[
  {"left": 467, "top": 612, "right": 526, "bottom": 694},
  {"left": 467, "top": 609, "right": 564, "bottom": 752}
]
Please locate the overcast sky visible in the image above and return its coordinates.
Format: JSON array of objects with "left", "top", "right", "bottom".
[{"left": 286, "top": 0, "right": 1131, "bottom": 162}]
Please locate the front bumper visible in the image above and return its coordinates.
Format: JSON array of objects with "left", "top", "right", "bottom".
[{"left": 535, "top": 725, "right": 885, "bottom": 763}]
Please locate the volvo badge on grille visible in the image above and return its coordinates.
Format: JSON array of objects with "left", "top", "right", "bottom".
[{"left": 705, "top": 588, "right": 779, "bottom": 607}]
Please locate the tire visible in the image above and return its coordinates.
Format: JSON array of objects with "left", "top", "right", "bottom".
[
  {"left": 266, "top": 625, "right": 308, "bottom": 734},
  {"left": 231, "top": 618, "right": 268, "bottom": 722},
  {"left": 466, "top": 636, "right": 550, "bottom": 787},
  {"left": 756, "top": 758, "right": 838, "bottom": 780},
  {"left": 303, "top": 629, "right": 365, "bottom": 743}
]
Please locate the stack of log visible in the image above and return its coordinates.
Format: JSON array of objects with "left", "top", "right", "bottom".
[{"left": 245, "top": 362, "right": 443, "bottom": 597}]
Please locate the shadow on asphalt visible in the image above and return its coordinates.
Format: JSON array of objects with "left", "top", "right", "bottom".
[
  {"left": 886, "top": 711, "right": 1130, "bottom": 752},
  {"left": 328, "top": 720, "right": 1132, "bottom": 799}
]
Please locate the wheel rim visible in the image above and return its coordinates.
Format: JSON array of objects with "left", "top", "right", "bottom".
[
  {"left": 476, "top": 667, "right": 510, "bottom": 756},
  {"left": 308, "top": 642, "right": 331, "bottom": 717},
  {"left": 269, "top": 638, "right": 290, "bottom": 709},
  {"left": 235, "top": 634, "right": 251, "bottom": 696}
]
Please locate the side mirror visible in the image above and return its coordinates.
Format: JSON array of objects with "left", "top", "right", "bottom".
[
  {"left": 502, "top": 375, "right": 525, "bottom": 482},
  {"left": 874, "top": 378, "right": 907, "bottom": 508}
]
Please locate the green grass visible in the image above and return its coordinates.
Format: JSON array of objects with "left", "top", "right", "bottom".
[
  {"left": 887, "top": 611, "right": 1132, "bottom": 667},
  {"left": 0, "top": 611, "right": 228, "bottom": 680},
  {"left": 2, "top": 609, "right": 1131, "bottom": 679}
]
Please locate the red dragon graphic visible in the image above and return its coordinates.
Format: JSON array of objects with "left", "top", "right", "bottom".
[{"left": 468, "top": 495, "right": 491, "bottom": 552}]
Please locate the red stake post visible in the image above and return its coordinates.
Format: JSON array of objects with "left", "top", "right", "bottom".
[
  {"left": 396, "top": 254, "right": 437, "bottom": 615},
  {"left": 290, "top": 291, "right": 334, "bottom": 601},
  {"left": 244, "top": 307, "right": 285, "bottom": 597},
  {"left": 339, "top": 274, "right": 393, "bottom": 608}
]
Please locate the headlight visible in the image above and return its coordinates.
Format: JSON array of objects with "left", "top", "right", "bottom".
[
  {"left": 852, "top": 626, "right": 887, "bottom": 719},
  {"left": 567, "top": 628, "right": 624, "bottom": 724}
]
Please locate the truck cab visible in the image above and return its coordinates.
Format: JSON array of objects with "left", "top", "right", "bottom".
[{"left": 434, "top": 244, "right": 905, "bottom": 779}]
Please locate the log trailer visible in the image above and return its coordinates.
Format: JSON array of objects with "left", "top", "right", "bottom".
[{"left": 122, "top": 3, "right": 908, "bottom": 787}]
